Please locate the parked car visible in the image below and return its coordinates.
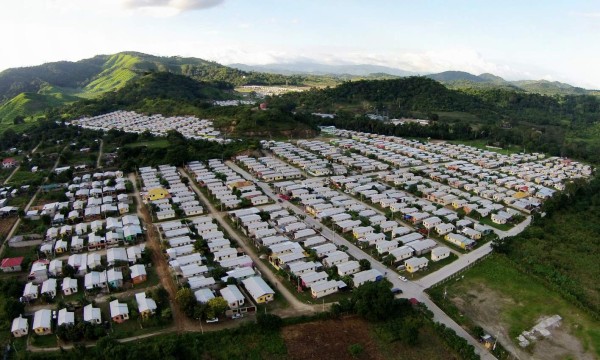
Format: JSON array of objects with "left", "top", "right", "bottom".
[
  {"left": 206, "top": 317, "right": 219, "bottom": 323},
  {"left": 391, "top": 287, "right": 402, "bottom": 295},
  {"left": 398, "top": 276, "right": 408, "bottom": 282},
  {"left": 232, "top": 313, "right": 243, "bottom": 320}
]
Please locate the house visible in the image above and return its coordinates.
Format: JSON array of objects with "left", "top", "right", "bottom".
[
  {"left": 85, "top": 271, "right": 107, "bottom": 290},
  {"left": 422, "top": 216, "right": 442, "bottom": 230},
  {"left": 107, "top": 247, "right": 128, "bottom": 266},
  {"left": 389, "top": 246, "right": 414, "bottom": 262},
  {"left": 32, "top": 309, "right": 52, "bottom": 335},
  {"left": 1, "top": 257, "right": 24, "bottom": 272},
  {"left": 48, "top": 259, "right": 63, "bottom": 277},
  {"left": 23, "top": 282, "right": 39, "bottom": 300},
  {"left": 301, "top": 271, "right": 329, "bottom": 287},
  {"left": 431, "top": 247, "right": 451, "bottom": 261},
  {"left": 41, "top": 278, "right": 57, "bottom": 298},
  {"left": 242, "top": 276, "right": 275, "bottom": 303},
  {"left": 130, "top": 264, "right": 147, "bottom": 284},
  {"left": 195, "top": 288, "right": 215, "bottom": 303},
  {"left": 110, "top": 300, "right": 129, "bottom": 323},
  {"left": 62, "top": 277, "right": 78, "bottom": 295},
  {"left": 311, "top": 280, "right": 339, "bottom": 298},
  {"left": 491, "top": 212, "right": 510, "bottom": 224},
  {"left": 352, "top": 269, "right": 383, "bottom": 287},
  {"left": 83, "top": 304, "right": 102, "bottom": 324},
  {"left": 461, "top": 227, "right": 482, "bottom": 240},
  {"left": 2, "top": 158, "right": 17, "bottom": 169},
  {"left": 220, "top": 285, "right": 245, "bottom": 309},
  {"left": 145, "top": 187, "right": 170, "bottom": 201},
  {"left": 435, "top": 223, "right": 455, "bottom": 236},
  {"left": 107, "top": 269, "right": 124, "bottom": 288},
  {"left": 288, "top": 261, "right": 319, "bottom": 276},
  {"left": 376, "top": 240, "right": 398, "bottom": 255},
  {"left": 135, "top": 292, "right": 157, "bottom": 318},
  {"left": 322, "top": 251, "right": 350, "bottom": 268},
  {"left": 337, "top": 260, "right": 360, "bottom": 276},
  {"left": 405, "top": 257, "right": 429, "bottom": 273},
  {"left": 11, "top": 315, "right": 28, "bottom": 337},
  {"left": 57, "top": 308, "right": 75, "bottom": 327},
  {"left": 444, "top": 233, "right": 476, "bottom": 250},
  {"left": 28, "top": 260, "right": 49, "bottom": 283}
]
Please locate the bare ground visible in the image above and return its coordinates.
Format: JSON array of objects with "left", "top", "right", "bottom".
[
  {"left": 451, "top": 284, "right": 595, "bottom": 360},
  {"left": 282, "top": 316, "right": 384, "bottom": 360},
  {"left": 0, "top": 217, "right": 18, "bottom": 239}
]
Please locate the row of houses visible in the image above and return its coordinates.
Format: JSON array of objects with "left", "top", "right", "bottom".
[
  {"left": 236, "top": 154, "right": 303, "bottom": 182},
  {"left": 71, "top": 110, "right": 227, "bottom": 143},
  {"left": 188, "top": 159, "right": 269, "bottom": 208},
  {"left": 140, "top": 165, "right": 204, "bottom": 220}
]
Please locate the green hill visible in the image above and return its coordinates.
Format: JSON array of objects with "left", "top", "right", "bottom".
[{"left": 0, "top": 52, "right": 313, "bottom": 124}]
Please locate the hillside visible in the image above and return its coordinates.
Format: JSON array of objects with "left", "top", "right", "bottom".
[
  {"left": 52, "top": 71, "right": 316, "bottom": 139},
  {"left": 0, "top": 52, "right": 311, "bottom": 124}
]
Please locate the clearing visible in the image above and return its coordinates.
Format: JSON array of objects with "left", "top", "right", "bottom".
[{"left": 429, "top": 255, "right": 600, "bottom": 360}]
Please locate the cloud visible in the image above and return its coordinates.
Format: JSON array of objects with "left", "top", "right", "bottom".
[{"left": 123, "top": 0, "right": 224, "bottom": 12}]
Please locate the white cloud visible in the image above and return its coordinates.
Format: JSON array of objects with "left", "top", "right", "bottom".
[{"left": 122, "top": 0, "right": 224, "bottom": 13}]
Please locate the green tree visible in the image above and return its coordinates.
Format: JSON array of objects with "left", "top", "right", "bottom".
[
  {"left": 353, "top": 280, "right": 395, "bottom": 322},
  {"left": 358, "top": 259, "right": 371, "bottom": 271},
  {"left": 207, "top": 297, "right": 228, "bottom": 318}
]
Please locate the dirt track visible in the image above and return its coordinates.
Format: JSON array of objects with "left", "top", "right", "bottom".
[{"left": 129, "top": 173, "right": 196, "bottom": 332}]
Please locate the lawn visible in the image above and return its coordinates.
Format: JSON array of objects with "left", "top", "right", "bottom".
[
  {"left": 429, "top": 255, "right": 600, "bottom": 359},
  {"left": 478, "top": 216, "right": 514, "bottom": 231},
  {"left": 30, "top": 334, "right": 58, "bottom": 348}
]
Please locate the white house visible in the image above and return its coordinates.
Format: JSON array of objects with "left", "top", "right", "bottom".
[
  {"left": 352, "top": 269, "right": 383, "bottom": 287},
  {"left": 62, "top": 277, "right": 78, "bottom": 296},
  {"left": 311, "top": 280, "right": 339, "bottom": 299},
  {"left": 431, "top": 247, "right": 451, "bottom": 262},
  {"left": 220, "top": 285, "right": 245, "bottom": 309},
  {"left": 11, "top": 315, "right": 28, "bottom": 337},
  {"left": 83, "top": 304, "right": 102, "bottom": 324}
]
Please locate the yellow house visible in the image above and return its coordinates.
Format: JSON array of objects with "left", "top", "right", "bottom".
[
  {"left": 242, "top": 277, "right": 274, "bottom": 304},
  {"left": 145, "top": 187, "right": 169, "bottom": 201}
]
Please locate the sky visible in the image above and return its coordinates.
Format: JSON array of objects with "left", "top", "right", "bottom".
[{"left": 1, "top": 0, "right": 600, "bottom": 88}]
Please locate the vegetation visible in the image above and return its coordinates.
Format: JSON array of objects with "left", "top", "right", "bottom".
[
  {"left": 493, "top": 176, "right": 600, "bottom": 317},
  {"left": 429, "top": 255, "right": 600, "bottom": 358}
]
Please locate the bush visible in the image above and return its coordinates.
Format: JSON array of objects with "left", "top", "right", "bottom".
[{"left": 256, "top": 313, "right": 283, "bottom": 331}]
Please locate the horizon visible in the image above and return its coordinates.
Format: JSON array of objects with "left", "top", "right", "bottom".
[{"left": 1, "top": 1, "right": 600, "bottom": 88}]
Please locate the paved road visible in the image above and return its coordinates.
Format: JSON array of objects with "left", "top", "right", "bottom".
[
  {"left": 178, "top": 167, "right": 317, "bottom": 315},
  {"left": 226, "top": 160, "right": 501, "bottom": 359}
]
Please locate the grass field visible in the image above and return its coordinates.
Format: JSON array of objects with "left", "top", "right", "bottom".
[
  {"left": 124, "top": 139, "right": 170, "bottom": 149},
  {"left": 429, "top": 255, "right": 600, "bottom": 359},
  {"left": 447, "top": 139, "right": 523, "bottom": 155}
]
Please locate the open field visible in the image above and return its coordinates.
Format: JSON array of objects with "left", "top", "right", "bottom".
[
  {"left": 123, "top": 138, "right": 170, "bottom": 149},
  {"left": 283, "top": 316, "right": 462, "bottom": 360},
  {"left": 429, "top": 255, "right": 600, "bottom": 360},
  {"left": 446, "top": 139, "right": 523, "bottom": 155}
]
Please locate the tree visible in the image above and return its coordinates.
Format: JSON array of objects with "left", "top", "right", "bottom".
[
  {"left": 353, "top": 280, "right": 396, "bottom": 322},
  {"left": 207, "top": 297, "right": 228, "bottom": 318},
  {"left": 3, "top": 298, "right": 25, "bottom": 319},
  {"left": 358, "top": 259, "right": 371, "bottom": 271},
  {"left": 175, "top": 288, "right": 196, "bottom": 317}
]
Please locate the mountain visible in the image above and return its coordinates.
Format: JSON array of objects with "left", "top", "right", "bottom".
[
  {"left": 0, "top": 52, "right": 306, "bottom": 126},
  {"left": 229, "top": 62, "right": 416, "bottom": 77},
  {"left": 426, "top": 71, "right": 599, "bottom": 95}
]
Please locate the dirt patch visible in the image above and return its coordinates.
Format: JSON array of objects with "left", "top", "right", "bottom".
[
  {"left": 451, "top": 284, "right": 594, "bottom": 360},
  {"left": 282, "top": 317, "right": 384, "bottom": 360}
]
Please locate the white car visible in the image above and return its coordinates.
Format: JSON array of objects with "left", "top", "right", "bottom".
[
  {"left": 398, "top": 276, "right": 408, "bottom": 282},
  {"left": 232, "top": 313, "right": 243, "bottom": 320},
  {"left": 206, "top": 317, "right": 219, "bottom": 323}
]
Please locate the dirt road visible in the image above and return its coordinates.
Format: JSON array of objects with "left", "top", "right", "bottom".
[{"left": 128, "top": 173, "right": 196, "bottom": 332}]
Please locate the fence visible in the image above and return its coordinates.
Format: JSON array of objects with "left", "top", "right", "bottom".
[{"left": 428, "top": 252, "right": 493, "bottom": 289}]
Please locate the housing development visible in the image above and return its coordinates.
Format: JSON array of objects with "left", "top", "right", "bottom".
[{"left": 0, "top": 119, "right": 592, "bottom": 359}]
